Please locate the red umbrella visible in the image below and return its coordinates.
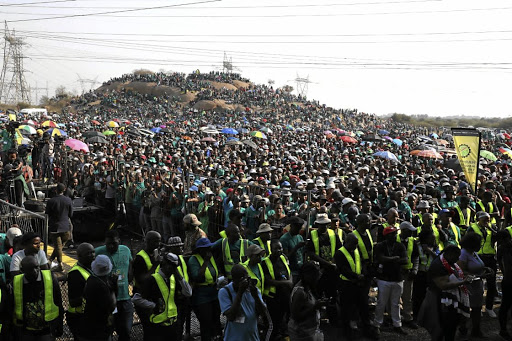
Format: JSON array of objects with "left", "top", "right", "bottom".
[
  {"left": 91, "top": 120, "right": 100, "bottom": 125},
  {"left": 200, "top": 137, "right": 216, "bottom": 143},
  {"left": 416, "top": 150, "right": 443, "bottom": 159},
  {"left": 340, "top": 136, "right": 357, "bottom": 143}
]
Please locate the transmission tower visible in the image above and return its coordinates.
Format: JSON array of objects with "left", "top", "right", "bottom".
[
  {"left": 294, "top": 73, "right": 312, "bottom": 97},
  {"left": 0, "top": 22, "right": 31, "bottom": 104},
  {"left": 222, "top": 52, "right": 242, "bottom": 74},
  {"left": 77, "top": 74, "right": 100, "bottom": 93}
]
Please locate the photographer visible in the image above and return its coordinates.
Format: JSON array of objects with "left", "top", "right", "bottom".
[{"left": 3, "top": 148, "right": 29, "bottom": 207}]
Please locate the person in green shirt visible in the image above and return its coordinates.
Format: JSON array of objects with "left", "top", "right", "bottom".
[
  {"left": 197, "top": 191, "right": 215, "bottom": 234},
  {"left": 280, "top": 216, "right": 305, "bottom": 281},
  {"left": 95, "top": 229, "right": 134, "bottom": 341}
]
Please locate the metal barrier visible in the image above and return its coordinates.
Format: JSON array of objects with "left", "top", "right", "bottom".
[{"left": 0, "top": 198, "right": 49, "bottom": 254}]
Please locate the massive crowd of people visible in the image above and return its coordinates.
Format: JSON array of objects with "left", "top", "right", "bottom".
[{"left": 0, "top": 70, "right": 511, "bottom": 341}]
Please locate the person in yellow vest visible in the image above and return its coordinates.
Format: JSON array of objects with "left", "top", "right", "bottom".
[
  {"left": 452, "top": 196, "right": 475, "bottom": 236},
  {"left": 438, "top": 209, "right": 461, "bottom": 248},
  {"left": 133, "top": 231, "right": 162, "bottom": 294},
  {"left": 399, "top": 221, "right": 420, "bottom": 329},
  {"left": 306, "top": 213, "right": 341, "bottom": 325},
  {"left": 188, "top": 238, "right": 223, "bottom": 341},
  {"left": 379, "top": 208, "right": 400, "bottom": 242},
  {"left": 252, "top": 223, "right": 272, "bottom": 255},
  {"left": 139, "top": 253, "right": 192, "bottom": 341},
  {"left": 476, "top": 191, "right": 499, "bottom": 227},
  {"left": 467, "top": 211, "right": 499, "bottom": 318},
  {"left": 418, "top": 212, "right": 447, "bottom": 251},
  {"left": 261, "top": 240, "right": 293, "bottom": 340},
  {"left": 132, "top": 231, "right": 162, "bottom": 341},
  {"left": 12, "top": 255, "right": 63, "bottom": 340},
  {"left": 211, "top": 224, "right": 252, "bottom": 280},
  {"left": 335, "top": 233, "right": 367, "bottom": 337},
  {"left": 412, "top": 230, "right": 438, "bottom": 322},
  {"left": 67, "top": 242, "right": 95, "bottom": 340},
  {"left": 241, "top": 245, "right": 266, "bottom": 294},
  {"left": 328, "top": 214, "right": 344, "bottom": 244},
  {"left": 412, "top": 200, "right": 430, "bottom": 228}
]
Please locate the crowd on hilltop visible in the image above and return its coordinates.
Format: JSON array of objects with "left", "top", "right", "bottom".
[{"left": 0, "top": 70, "right": 511, "bottom": 341}]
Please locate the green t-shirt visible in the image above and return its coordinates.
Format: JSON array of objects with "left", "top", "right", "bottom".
[
  {"left": 280, "top": 232, "right": 304, "bottom": 275},
  {"left": 95, "top": 245, "right": 133, "bottom": 301}
]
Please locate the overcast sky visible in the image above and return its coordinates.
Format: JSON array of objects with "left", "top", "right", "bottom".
[{"left": 2, "top": 0, "right": 512, "bottom": 117}]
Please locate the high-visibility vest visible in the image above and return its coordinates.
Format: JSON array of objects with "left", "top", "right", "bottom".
[
  {"left": 506, "top": 226, "right": 512, "bottom": 239},
  {"left": 418, "top": 245, "right": 433, "bottom": 272},
  {"left": 339, "top": 247, "right": 361, "bottom": 281},
  {"left": 177, "top": 255, "right": 189, "bottom": 283},
  {"left": 334, "top": 229, "right": 343, "bottom": 244},
  {"left": 478, "top": 201, "right": 497, "bottom": 225},
  {"left": 263, "top": 255, "right": 290, "bottom": 297},
  {"left": 222, "top": 238, "right": 249, "bottom": 279},
  {"left": 455, "top": 206, "right": 472, "bottom": 233},
  {"left": 416, "top": 213, "right": 423, "bottom": 226},
  {"left": 135, "top": 250, "right": 153, "bottom": 289},
  {"left": 310, "top": 229, "right": 336, "bottom": 259},
  {"left": 13, "top": 270, "right": 59, "bottom": 327},
  {"left": 150, "top": 273, "right": 178, "bottom": 326},
  {"left": 67, "top": 264, "right": 91, "bottom": 314},
  {"left": 469, "top": 223, "right": 496, "bottom": 255},
  {"left": 219, "top": 230, "right": 227, "bottom": 239},
  {"left": 242, "top": 260, "right": 264, "bottom": 293},
  {"left": 448, "top": 222, "right": 461, "bottom": 247},
  {"left": 402, "top": 237, "right": 415, "bottom": 270},
  {"left": 352, "top": 229, "right": 373, "bottom": 261},
  {"left": 253, "top": 237, "right": 271, "bottom": 255},
  {"left": 432, "top": 226, "right": 444, "bottom": 251},
  {"left": 190, "top": 254, "right": 218, "bottom": 286}
]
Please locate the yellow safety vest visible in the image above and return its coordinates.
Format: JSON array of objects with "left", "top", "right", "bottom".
[
  {"left": 455, "top": 206, "right": 471, "bottom": 234},
  {"left": 222, "top": 238, "right": 249, "bottom": 279},
  {"left": 242, "top": 260, "right": 264, "bottom": 294},
  {"left": 262, "top": 255, "right": 291, "bottom": 297},
  {"left": 219, "top": 230, "right": 227, "bottom": 239},
  {"left": 506, "top": 226, "right": 512, "bottom": 239},
  {"left": 339, "top": 247, "right": 361, "bottom": 281},
  {"left": 13, "top": 270, "right": 59, "bottom": 327},
  {"left": 352, "top": 229, "right": 373, "bottom": 261},
  {"left": 416, "top": 213, "right": 423, "bottom": 226},
  {"left": 135, "top": 250, "right": 153, "bottom": 289},
  {"left": 418, "top": 245, "right": 433, "bottom": 272},
  {"left": 478, "top": 201, "right": 497, "bottom": 225},
  {"left": 447, "top": 222, "right": 461, "bottom": 247},
  {"left": 402, "top": 237, "right": 415, "bottom": 270},
  {"left": 253, "top": 237, "right": 271, "bottom": 255},
  {"left": 432, "top": 225, "right": 443, "bottom": 251},
  {"left": 155, "top": 255, "right": 188, "bottom": 282},
  {"left": 149, "top": 273, "right": 178, "bottom": 326},
  {"left": 310, "top": 229, "right": 336, "bottom": 258},
  {"left": 191, "top": 254, "right": 218, "bottom": 286},
  {"left": 67, "top": 264, "right": 91, "bottom": 314},
  {"left": 469, "top": 223, "right": 496, "bottom": 255}
]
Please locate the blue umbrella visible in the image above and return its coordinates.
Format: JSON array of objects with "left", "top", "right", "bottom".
[
  {"left": 430, "top": 133, "right": 439, "bottom": 139},
  {"left": 240, "top": 128, "right": 249, "bottom": 133},
  {"left": 373, "top": 151, "right": 399, "bottom": 162},
  {"left": 378, "top": 129, "right": 389, "bottom": 135},
  {"left": 221, "top": 128, "right": 238, "bottom": 135},
  {"left": 227, "top": 137, "right": 239, "bottom": 141},
  {"left": 150, "top": 127, "right": 161, "bottom": 133},
  {"left": 392, "top": 138, "right": 403, "bottom": 146}
]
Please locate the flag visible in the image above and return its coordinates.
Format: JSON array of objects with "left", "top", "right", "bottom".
[{"left": 452, "top": 128, "right": 481, "bottom": 193}]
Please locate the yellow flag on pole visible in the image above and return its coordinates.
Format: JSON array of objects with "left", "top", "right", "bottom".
[{"left": 451, "top": 128, "right": 481, "bottom": 193}]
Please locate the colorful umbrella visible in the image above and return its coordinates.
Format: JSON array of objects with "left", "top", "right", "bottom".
[
  {"left": 23, "top": 119, "right": 37, "bottom": 126},
  {"left": 436, "top": 139, "right": 449, "bottom": 146},
  {"left": 65, "top": 139, "right": 89, "bottom": 152},
  {"left": 200, "top": 137, "right": 216, "bottom": 142},
  {"left": 323, "top": 130, "right": 333, "bottom": 135},
  {"left": 340, "top": 136, "right": 358, "bottom": 143},
  {"left": 373, "top": 151, "right": 399, "bottom": 162},
  {"left": 46, "top": 128, "right": 67, "bottom": 137},
  {"left": 392, "top": 138, "right": 403, "bottom": 146},
  {"left": 430, "top": 133, "right": 439, "bottom": 139},
  {"left": 91, "top": 120, "right": 101, "bottom": 125},
  {"left": 499, "top": 147, "right": 512, "bottom": 158},
  {"left": 480, "top": 150, "right": 497, "bottom": 161},
  {"left": 221, "top": 128, "right": 238, "bottom": 135},
  {"left": 285, "top": 125, "right": 294, "bottom": 131},
  {"left": 383, "top": 136, "right": 393, "bottom": 141},
  {"left": 41, "top": 120, "right": 58, "bottom": 128},
  {"left": 378, "top": 129, "right": 389, "bottom": 135},
  {"left": 260, "top": 127, "right": 273, "bottom": 134},
  {"left": 19, "top": 125, "right": 37, "bottom": 135},
  {"left": 250, "top": 131, "right": 267, "bottom": 139},
  {"left": 103, "top": 130, "right": 116, "bottom": 136},
  {"left": 182, "top": 136, "right": 193, "bottom": 141},
  {"left": 150, "top": 127, "right": 162, "bottom": 133},
  {"left": 106, "top": 120, "right": 119, "bottom": 128},
  {"left": 416, "top": 150, "right": 443, "bottom": 159}
]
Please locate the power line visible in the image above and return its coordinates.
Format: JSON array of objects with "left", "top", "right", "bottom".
[
  {"left": 6, "top": 0, "right": 221, "bottom": 22},
  {"left": 0, "top": 0, "right": 441, "bottom": 9},
  {"left": 6, "top": 28, "right": 512, "bottom": 38},
  {"left": 0, "top": 0, "right": 75, "bottom": 6},
  {"left": 6, "top": 6, "right": 512, "bottom": 19}
]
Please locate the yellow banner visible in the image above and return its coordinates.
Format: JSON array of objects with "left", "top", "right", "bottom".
[
  {"left": 8, "top": 113, "right": 16, "bottom": 121},
  {"left": 451, "top": 128, "right": 481, "bottom": 193}
]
